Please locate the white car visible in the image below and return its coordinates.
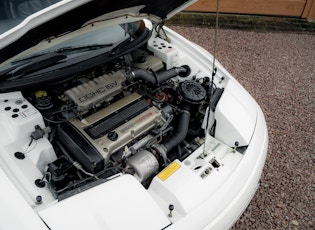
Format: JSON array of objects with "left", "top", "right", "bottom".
[{"left": 0, "top": 1, "right": 268, "bottom": 229}]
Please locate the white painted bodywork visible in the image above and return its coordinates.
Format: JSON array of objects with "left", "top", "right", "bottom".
[{"left": 0, "top": 1, "right": 268, "bottom": 229}]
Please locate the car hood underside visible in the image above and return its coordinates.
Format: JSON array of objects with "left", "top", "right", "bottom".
[{"left": 0, "top": 0, "right": 196, "bottom": 63}]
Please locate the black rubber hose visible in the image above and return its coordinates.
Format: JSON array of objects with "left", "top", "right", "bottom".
[
  {"left": 163, "top": 109, "right": 191, "bottom": 153},
  {"left": 131, "top": 65, "right": 190, "bottom": 86}
]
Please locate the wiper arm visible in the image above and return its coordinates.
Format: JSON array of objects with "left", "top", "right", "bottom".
[
  {"left": 6, "top": 53, "right": 67, "bottom": 80},
  {"left": 56, "top": 44, "right": 113, "bottom": 54},
  {"left": 7, "top": 44, "right": 113, "bottom": 66},
  {"left": 108, "top": 38, "right": 132, "bottom": 57}
]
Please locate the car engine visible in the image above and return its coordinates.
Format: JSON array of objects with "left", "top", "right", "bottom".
[{"left": 21, "top": 47, "right": 222, "bottom": 199}]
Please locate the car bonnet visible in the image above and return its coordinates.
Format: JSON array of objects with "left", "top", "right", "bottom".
[{"left": 0, "top": 0, "right": 197, "bottom": 63}]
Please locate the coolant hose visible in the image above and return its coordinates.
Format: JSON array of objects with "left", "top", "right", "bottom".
[
  {"left": 131, "top": 65, "right": 190, "bottom": 85},
  {"left": 163, "top": 109, "right": 191, "bottom": 153}
]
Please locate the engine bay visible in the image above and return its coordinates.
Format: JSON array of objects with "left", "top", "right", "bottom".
[
  {"left": 0, "top": 3, "right": 269, "bottom": 228},
  {"left": 21, "top": 48, "right": 223, "bottom": 199},
  {"left": 0, "top": 25, "right": 226, "bottom": 200}
]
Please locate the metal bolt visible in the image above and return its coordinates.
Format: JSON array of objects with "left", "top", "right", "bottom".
[
  {"left": 36, "top": 195, "right": 42, "bottom": 204},
  {"left": 233, "top": 141, "right": 239, "bottom": 152},
  {"left": 168, "top": 204, "right": 174, "bottom": 218}
]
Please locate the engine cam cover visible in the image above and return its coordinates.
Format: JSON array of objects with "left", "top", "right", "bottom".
[
  {"left": 65, "top": 71, "right": 126, "bottom": 111},
  {"left": 58, "top": 93, "right": 164, "bottom": 173}
]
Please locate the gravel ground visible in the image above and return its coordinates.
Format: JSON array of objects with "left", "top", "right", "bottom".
[{"left": 169, "top": 26, "right": 315, "bottom": 229}]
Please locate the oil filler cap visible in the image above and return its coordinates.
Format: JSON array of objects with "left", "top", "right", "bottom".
[{"left": 108, "top": 131, "right": 118, "bottom": 141}]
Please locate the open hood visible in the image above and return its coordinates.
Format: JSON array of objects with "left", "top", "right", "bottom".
[
  {"left": 0, "top": 2, "right": 269, "bottom": 230},
  {"left": 0, "top": 0, "right": 196, "bottom": 63}
]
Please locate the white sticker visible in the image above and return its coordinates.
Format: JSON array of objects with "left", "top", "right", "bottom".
[{"left": 20, "top": 107, "right": 37, "bottom": 118}]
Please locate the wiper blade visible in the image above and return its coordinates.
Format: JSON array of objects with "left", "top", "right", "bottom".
[
  {"left": 5, "top": 53, "right": 67, "bottom": 80},
  {"left": 10, "top": 44, "right": 113, "bottom": 65},
  {"left": 56, "top": 44, "right": 113, "bottom": 54},
  {"left": 0, "top": 62, "right": 28, "bottom": 77}
]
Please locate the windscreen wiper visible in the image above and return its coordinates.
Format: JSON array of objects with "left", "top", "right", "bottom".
[
  {"left": 0, "top": 28, "right": 152, "bottom": 93},
  {"left": 108, "top": 38, "right": 132, "bottom": 56},
  {"left": 56, "top": 44, "right": 113, "bottom": 54},
  {"left": 11, "top": 44, "right": 113, "bottom": 65},
  {"left": 1, "top": 44, "right": 113, "bottom": 80},
  {"left": 7, "top": 53, "right": 67, "bottom": 80}
]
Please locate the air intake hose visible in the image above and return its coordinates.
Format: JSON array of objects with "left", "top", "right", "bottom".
[
  {"left": 163, "top": 108, "right": 191, "bottom": 153},
  {"left": 130, "top": 65, "right": 190, "bottom": 86}
]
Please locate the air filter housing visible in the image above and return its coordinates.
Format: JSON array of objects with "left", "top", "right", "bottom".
[{"left": 178, "top": 80, "right": 206, "bottom": 104}]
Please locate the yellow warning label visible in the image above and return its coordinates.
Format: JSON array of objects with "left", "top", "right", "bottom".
[{"left": 158, "top": 161, "right": 181, "bottom": 181}]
